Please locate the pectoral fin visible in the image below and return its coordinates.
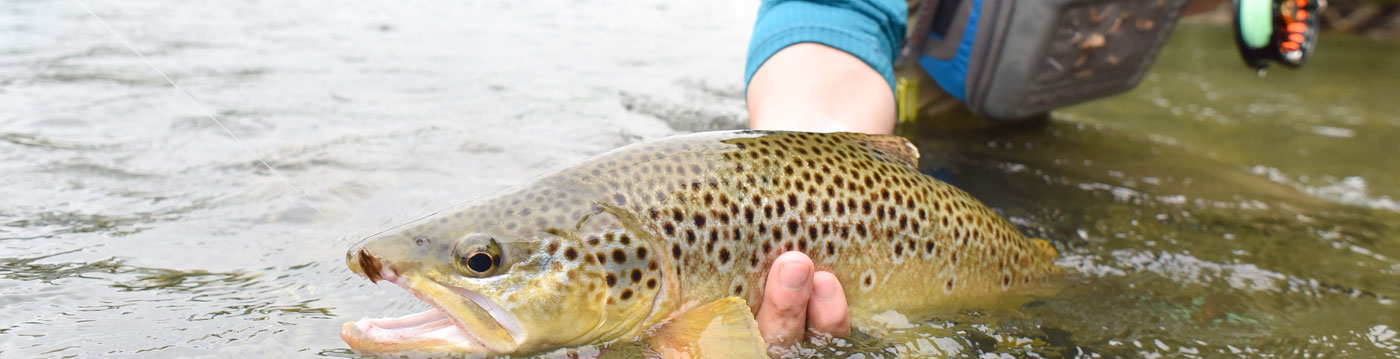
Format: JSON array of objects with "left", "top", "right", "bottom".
[{"left": 648, "top": 297, "right": 767, "bottom": 359}]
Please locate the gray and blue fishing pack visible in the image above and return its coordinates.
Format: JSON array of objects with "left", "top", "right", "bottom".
[{"left": 904, "top": 0, "right": 1192, "bottom": 120}]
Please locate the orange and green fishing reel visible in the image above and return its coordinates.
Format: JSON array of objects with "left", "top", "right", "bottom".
[{"left": 1232, "top": 0, "right": 1324, "bottom": 69}]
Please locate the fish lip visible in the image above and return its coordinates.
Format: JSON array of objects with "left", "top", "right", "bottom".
[
  {"left": 435, "top": 280, "right": 528, "bottom": 346},
  {"left": 342, "top": 268, "right": 508, "bottom": 354}
]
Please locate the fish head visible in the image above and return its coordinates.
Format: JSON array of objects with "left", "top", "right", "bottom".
[{"left": 341, "top": 212, "right": 630, "bottom": 355}]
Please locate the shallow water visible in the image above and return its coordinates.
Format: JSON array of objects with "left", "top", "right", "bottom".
[{"left": 2, "top": 0, "right": 1397, "bottom": 358}]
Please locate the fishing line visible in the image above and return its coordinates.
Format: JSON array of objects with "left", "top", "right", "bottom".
[{"left": 74, "top": 0, "right": 334, "bottom": 221}]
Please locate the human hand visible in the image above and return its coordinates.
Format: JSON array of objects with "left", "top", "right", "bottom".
[{"left": 755, "top": 251, "right": 851, "bottom": 356}]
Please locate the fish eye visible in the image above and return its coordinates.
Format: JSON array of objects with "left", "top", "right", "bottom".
[
  {"left": 464, "top": 251, "right": 494, "bottom": 273},
  {"left": 454, "top": 233, "right": 503, "bottom": 277}
]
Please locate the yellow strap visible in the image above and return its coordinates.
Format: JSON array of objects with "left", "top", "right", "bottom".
[{"left": 896, "top": 75, "right": 919, "bottom": 124}]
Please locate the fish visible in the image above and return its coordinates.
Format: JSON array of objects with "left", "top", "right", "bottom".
[{"left": 341, "top": 130, "right": 1060, "bottom": 357}]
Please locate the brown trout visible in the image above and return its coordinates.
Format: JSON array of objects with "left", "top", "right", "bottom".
[{"left": 341, "top": 131, "right": 1059, "bottom": 356}]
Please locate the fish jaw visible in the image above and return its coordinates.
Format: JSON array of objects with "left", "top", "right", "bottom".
[
  {"left": 342, "top": 265, "right": 525, "bottom": 355},
  {"left": 340, "top": 309, "right": 481, "bottom": 354}
]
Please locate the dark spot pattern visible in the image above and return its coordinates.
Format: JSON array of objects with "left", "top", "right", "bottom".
[{"left": 388, "top": 131, "right": 1059, "bottom": 318}]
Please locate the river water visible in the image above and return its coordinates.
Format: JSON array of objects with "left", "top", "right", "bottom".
[{"left": 2, "top": 0, "right": 1397, "bottom": 358}]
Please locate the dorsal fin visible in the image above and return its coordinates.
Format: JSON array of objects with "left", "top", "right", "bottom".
[{"left": 844, "top": 133, "right": 921, "bottom": 168}]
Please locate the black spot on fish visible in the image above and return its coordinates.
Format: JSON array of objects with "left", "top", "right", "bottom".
[
  {"left": 613, "top": 249, "right": 627, "bottom": 264},
  {"left": 606, "top": 273, "right": 617, "bottom": 287},
  {"left": 631, "top": 269, "right": 642, "bottom": 283},
  {"left": 621, "top": 289, "right": 633, "bottom": 301},
  {"left": 564, "top": 248, "right": 578, "bottom": 261}
]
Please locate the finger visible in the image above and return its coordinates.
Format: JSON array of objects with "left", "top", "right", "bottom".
[
  {"left": 756, "top": 251, "right": 814, "bottom": 349},
  {"left": 806, "top": 271, "right": 851, "bottom": 337}
]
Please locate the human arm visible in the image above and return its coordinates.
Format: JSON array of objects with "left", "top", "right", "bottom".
[
  {"left": 747, "top": 43, "right": 896, "bottom": 134},
  {"left": 742, "top": 0, "right": 908, "bottom": 135}
]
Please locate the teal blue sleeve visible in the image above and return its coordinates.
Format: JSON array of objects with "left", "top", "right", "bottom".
[{"left": 744, "top": 0, "right": 908, "bottom": 93}]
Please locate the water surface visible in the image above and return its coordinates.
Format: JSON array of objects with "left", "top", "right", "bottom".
[{"left": 2, "top": 0, "right": 1397, "bottom": 357}]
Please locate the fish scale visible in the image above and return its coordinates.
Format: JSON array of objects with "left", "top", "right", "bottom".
[{"left": 343, "top": 130, "right": 1060, "bottom": 355}]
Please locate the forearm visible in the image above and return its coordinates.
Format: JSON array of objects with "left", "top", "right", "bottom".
[
  {"left": 747, "top": 43, "right": 896, "bottom": 134},
  {"left": 742, "top": 0, "right": 908, "bottom": 135}
]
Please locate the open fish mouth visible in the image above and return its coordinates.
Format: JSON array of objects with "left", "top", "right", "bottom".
[{"left": 341, "top": 266, "right": 526, "bottom": 354}]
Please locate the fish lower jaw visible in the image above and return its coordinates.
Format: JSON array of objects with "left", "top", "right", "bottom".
[
  {"left": 341, "top": 273, "right": 497, "bottom": 354},
  {"left": 341, "top": 308, "right": 485, "bottom": 353}
]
